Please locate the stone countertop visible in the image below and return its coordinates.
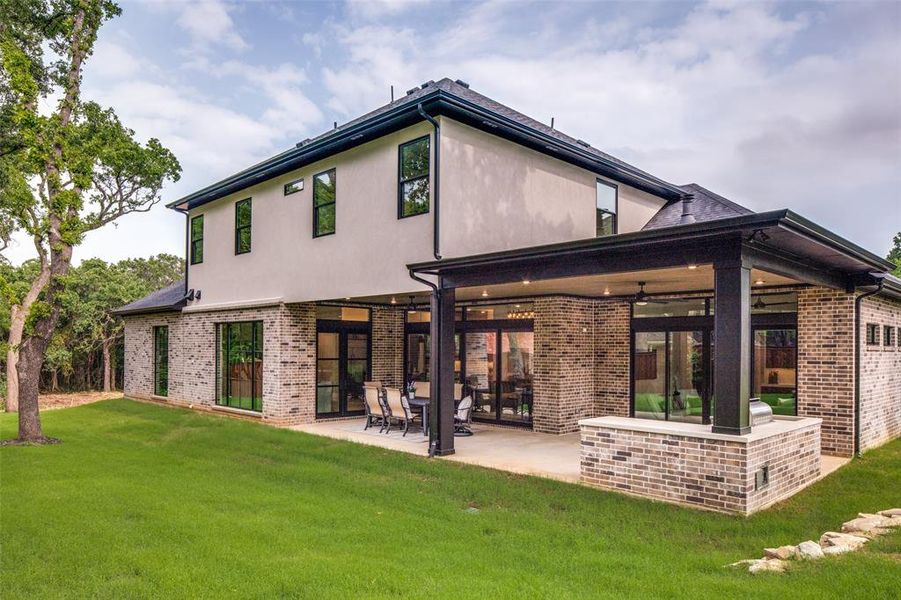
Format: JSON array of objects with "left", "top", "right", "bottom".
[{"left": 578, "top": 415, "right": 822, "bottom": 444}]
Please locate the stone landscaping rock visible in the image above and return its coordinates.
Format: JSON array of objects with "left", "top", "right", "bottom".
[
  {"left": 748, "top": 558, "right": 787, "bottom": 574},
  {"left": 878, "top": 508, "right": 901, "bottom": 518},
  {"left": 797, "top": 540, "right": 825, "bottom": 560},
  {"left": 841, "top": 516, "right": 891, "bottom": 536},
  {"left": 823, "top": 545, "right": 854, "bottom": 556},
  {"left": 820, "top": 532, "right": 869, "bottom": 550},
  {"left": 764, "top": 545, "right": 797, "bottom": 560}
]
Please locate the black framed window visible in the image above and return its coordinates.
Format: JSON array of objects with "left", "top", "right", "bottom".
[
  {"left": 235, "top": 198, "right": 252, "bottom": 254},
  {"left": 596, "top": 179, "right": 617, "bottom": 236},
  {"left": 190, "top": 215, "right": 203, "bottom": 264},
  {"left": 313, "top": 169, "right": 336, "bottom": 237},
  {"left": 398, "top": 136, "right": 430, "bottom": 218},
  {"left": 866, "top": 323, "right": 879, "bottom": 345},
  {"left": 153, "top": 326, "right": 168, "bottom": 397},
  {"left": 284, "top": 177, "right": 304, "bottom": 195},
  {"left": 885, "top": 325, "right": 896, "bottom": 347},
  {"left": 897, "top": 327, "right": 901, "bottom": 347},
  {"left": 216, "top": 321, "right": 263, "bottom": 412}
]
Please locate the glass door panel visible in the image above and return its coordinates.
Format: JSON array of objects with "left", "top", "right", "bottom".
[
  {"left": 499, "top": 331, "right": 534, "bottom": 424},
  {"left": 465, "top": 331, "right": 497, "bottom": 418},
  {"left": 633, "top": 332, "right": 666, "bottom": 419},
  {"left": 753, "top": 329, "right": 797, "bottom": 415},
  {"left": 346, "top": 333, "right": 369, "bottom": 413},
  {"left": 667, "top": 331, "right": 704, "bottom": 423},
  {"left": 317, "top": 332, "right": 340, "bottom": 414}
]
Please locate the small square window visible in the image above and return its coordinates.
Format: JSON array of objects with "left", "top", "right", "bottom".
[
  {"left": 865, "top": 323, "right": 879, "bottom": 346},
  {"left": 284, "top": 178, "right": 304, "bottom": 195},
  {"left": 885, "top": 325, "right": 896, "bottom": 347}
]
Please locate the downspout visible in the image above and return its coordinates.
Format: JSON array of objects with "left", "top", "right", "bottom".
[
  {"left": 417, "top": 104, "right": 441, "bottom": 260},
  {"left": 409, "top": 269, "right": 441, "bottom": 457},
  {"left": 853, "top": 277, "right": 884, "bottom": 457}
]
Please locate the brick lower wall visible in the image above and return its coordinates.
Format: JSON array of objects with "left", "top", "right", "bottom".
[
  {"left": 797, "top": 288, "right": 855, "bottom": 456},
  {"left": 371, "top": 306, "right": 404, "bottom": 387},
  {"left": 859, "top": 295, "right": 901, "bottom": 452},
  {"left": 580, "top": 417, "right": 821, "bottom": 515},
  {"left": 124, "top": 302, "right": 316, "bottom": 426}
]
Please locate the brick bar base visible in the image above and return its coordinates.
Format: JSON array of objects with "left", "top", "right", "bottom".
[{"left": 580, "top": 416, "right": 822, "bottom": 515}]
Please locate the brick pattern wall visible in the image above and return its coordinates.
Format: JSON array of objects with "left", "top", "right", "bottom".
[
  {"left": 123, "top": 303, "right": 317, "bottom": 426},
  {"left": 859, "top": 295, "right": 901, "bottom": 452},
  {"left": 595, "top": 301, "right": 631, "bottom": 417},
  {"left": 797, "top": 287, "right": 855, "bottom": 456},
  {"left": 533, "top": 297, "right": 597, "bottom": 434},
  {"left": 371, "top": 306, "right": 404, "bottom": 387},
  {"left": 580, "top": 419, "right": 821, "bottom": 515}
]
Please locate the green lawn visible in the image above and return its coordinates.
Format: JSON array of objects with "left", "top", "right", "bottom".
[{"left": 2, "top": 399, "right": 900, "bottom": 599}]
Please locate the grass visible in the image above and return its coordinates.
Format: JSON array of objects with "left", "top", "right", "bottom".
[{"left": 2, "top": 399, "right": 900, "bottom": 599}]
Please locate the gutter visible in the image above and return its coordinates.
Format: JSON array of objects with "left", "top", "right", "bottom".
[
  {"left": 853, "top": 275, "right": 885, "bottom": 457},
  {"left": 417, "top": 104, "right": 441, "bottom": 260}
]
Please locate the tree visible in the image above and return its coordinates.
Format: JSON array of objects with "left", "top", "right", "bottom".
[
  {"left": 888, "top": 232, "right": 901, "bottom": 277},
  {"left": 0, "top": 0, "right": 181, "bottom": 442}
]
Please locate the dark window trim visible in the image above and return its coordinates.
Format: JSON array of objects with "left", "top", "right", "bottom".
[
  {"left": 397, "top": 135, "right": 431, "bottom": 219},
  {"left": 234, "top": 198, "right": 252, "bottom": 255},
  {"left": 315, "top": 319, "right": 372, "bottom": 418},
  {"left": 750, "top": 325, "right": 799, "bottom": 416},
  {"left": 313, "top": 169, "right": 336, "bottom": 238},
  {"left": 596, "top": 178, "right": 618, "bottom": 236},
  {"left": 897, "top": 326, "right": 901, "bottom": 347},
  {"left": 866, "top": 323, "right": 880, "bottom": 346},
  {"left": 216, "top": 320, "right": 263, "bottom": 412},
  {"left": 884, "top": 325, "right": 896, "bottom": 347},
  {"left": 190, "top": 214, "right": 204, "bottom": 265},
  {"left": 153, "top": 325, "right": 168, "bottom": 397},
  {"left": 284, "top": 177, "right": 304, "bottom": 195}
]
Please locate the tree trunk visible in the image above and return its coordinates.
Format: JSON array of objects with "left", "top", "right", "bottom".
[
  {"left": 16, "top": 335, "right": 51, "bottom": 442},
  {"left": 6, "top": 345, "right": 18, "bottom": 413},
  {"left": 102, "top": 338, "right": 111, "bottom": 392},
  {"left": 5, "top": 262, "right": 51, "bottom": 412}
]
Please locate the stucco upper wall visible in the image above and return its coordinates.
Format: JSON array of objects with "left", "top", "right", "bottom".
[
  {"left": 187, "top": 122, "right": 436, "bottom": 308},
  {"left": 439, "top": 119, "right": 667, "bottom": 258},
  {"left": 185, "top": 117, "right": 670, "bottom": 308}
]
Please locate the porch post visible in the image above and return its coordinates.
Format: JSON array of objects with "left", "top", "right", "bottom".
[
  {"left": 429, "top": 280, "right": 456, "bottom": 455},
  {"left": 712, "top": 255, "right": 752, "bottom": 435}
]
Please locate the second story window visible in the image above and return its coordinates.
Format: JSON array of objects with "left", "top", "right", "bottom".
[
  {"left": 235, "top": 198, "right": 252, "bottom": 254},
  {"left": 885, "top": 325, "right": 896, "bottom": 347},
  {"left": 313, "top": 169, "right": 336, "bottom": 237},
  {"left": 866, "top": 323, "right": 879, "bottom": 346},
  {"left": 398, "top": 136, "right": 430, "bottom": 218},
  {"left": 190, "top": 215, "right": 204, "bottom": 264},
  {"left": 596, "top": 179, "right": 617, "bottom": 237}
]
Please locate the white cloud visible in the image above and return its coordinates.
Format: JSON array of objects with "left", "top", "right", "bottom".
[{"left": 175, "top": 0, "right": 248, "bottom": 52}]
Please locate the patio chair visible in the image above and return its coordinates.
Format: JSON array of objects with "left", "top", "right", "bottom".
[
  {"left": 363, "top": 386, "right": 387, "bottom": 432},
  {"left": 384, "top": 387, "right": 418, "bottom": 436},
  {"left": 454, "top": 395, "right": 474, "bottom": 437}
]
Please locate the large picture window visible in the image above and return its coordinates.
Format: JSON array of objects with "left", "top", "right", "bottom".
[
  {"left": 313, "top": 169, "right": 336, "bottom": 237},
  {"left": 398, "top": 136, "right": 430, "bottom": 218},
  {"left": 752, "top": 328, "right": 797, "bottom": 415},
  {"left": 596, "top": 179, "right": 617, "bottom": 236},
  {"left": 190, "top": 215, "right": 203, "bottom": 264},
  {"left": 153, "top": 326, "right": 168, "bottom": 397},
  {"left": 235, "top": 198, "right": 252, "bottom": 254},
  {"left": 217, "top": 321, "right": 263, "bottom": 412}
]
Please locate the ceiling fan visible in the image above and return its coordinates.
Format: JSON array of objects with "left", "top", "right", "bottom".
[
  {"left": 752, "top": 296, "right": 796, "bottom": 310},
  {"left": 634, "top": 282, "right": 650, "bottom": 306}
]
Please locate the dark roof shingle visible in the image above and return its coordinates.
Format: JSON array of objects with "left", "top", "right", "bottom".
[
  {"left": 112, "top": 280, "right": 186, "bottom": 316},
  {"left": 642, "top": 183, "right": 754, "bottom": 230}
]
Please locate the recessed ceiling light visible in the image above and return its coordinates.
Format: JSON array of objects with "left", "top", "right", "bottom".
[
  {"left": 515, "top": 304, "right": 521, "bottom": 308},
  {"left": 390, "top": 297, "right": 397, "bottom": 304},
  {"left": 344, "top": 297, "right": 351, "bottom": 300},
  {"left": 481, "top": 290, "right": 489, "bottom": 297},
  {"left": 755, "top": 279, "right": 765, "bottom": 285},
  {"left": 603, "top": 288, "right": 610, "bottom": 296},
  {"left": 687, "top": 264, "right": 698, "bottom": 270},
  {"left": 522, "top": 279, "right": 531, "bottom": 285}
]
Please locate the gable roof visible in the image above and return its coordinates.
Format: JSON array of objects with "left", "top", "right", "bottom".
[
  {"left": 642, "top": 183, "right": 755, "bottom": 230},
  {"left": 111, "top": 280, "right": 186, "bottom": 316},
  {"left": 168, "top": 77, "right": 685, "bottom": 212}
]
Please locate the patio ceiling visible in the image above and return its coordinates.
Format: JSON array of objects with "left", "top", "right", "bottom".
[{"left": 345, "top": 265, "right": 801, "bottom": 305}]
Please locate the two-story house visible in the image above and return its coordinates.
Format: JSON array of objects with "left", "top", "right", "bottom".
[{"left": 115, "top": 78, "right": 901, "bottom": 514}]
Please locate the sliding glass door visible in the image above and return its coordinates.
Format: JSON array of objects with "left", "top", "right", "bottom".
[
  {"left": 465, "top": 328, "right": 534, "bottom": 426},
  {"left": 632, "top": 328, "right": 712, "bottom": 423}
]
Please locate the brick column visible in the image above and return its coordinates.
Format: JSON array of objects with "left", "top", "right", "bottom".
[
  {"left": 797, "top": 288, "right": 855, "bottom": 456},
  {"left": 595, "top": 300, "right": 631, "bottom": 417},
  {"left": 264, "top": 303, "right": 316, "bottom": 426},
  {"left": 371, "top": 306, "right": 404, "bottom": 387}
]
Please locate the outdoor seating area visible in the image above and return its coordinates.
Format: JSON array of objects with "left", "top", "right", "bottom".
[{"left": 361, "top": 381, "right": 474, "bottom": 438}]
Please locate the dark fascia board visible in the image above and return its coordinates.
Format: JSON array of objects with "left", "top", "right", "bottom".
[
  {"left": 111, "top": 303, "right": 185, "bottom": 317},
  {"left": 408, "top": 209, "right": 893, "bottom": 276},
  {"left": 167, "top": 89, "right": 685, "bottom": 212}
]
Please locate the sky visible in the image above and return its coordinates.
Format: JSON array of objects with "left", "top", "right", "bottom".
[{"left": 5, "top": 0, "right": 900, "bottom": 265}]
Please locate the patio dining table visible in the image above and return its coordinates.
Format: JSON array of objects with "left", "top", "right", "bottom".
[{"left": 406, "top": 397, "right": 429, "bottom": 437}]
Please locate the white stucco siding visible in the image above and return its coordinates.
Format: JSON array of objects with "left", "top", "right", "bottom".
[{"left": 187, "top": 122, "right": 435, "bottom": 307}]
